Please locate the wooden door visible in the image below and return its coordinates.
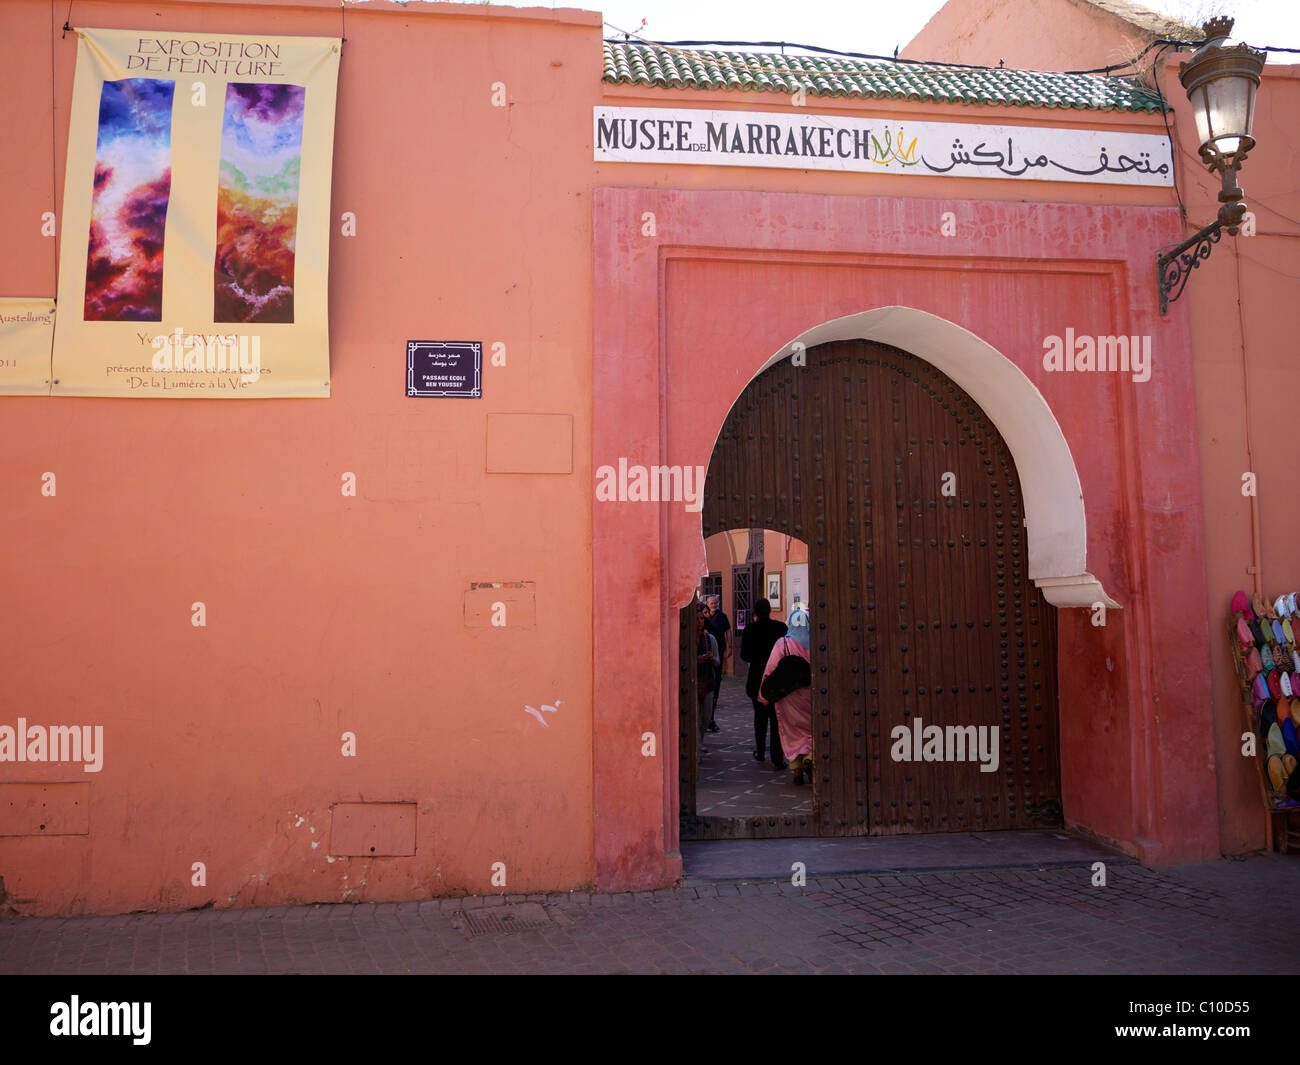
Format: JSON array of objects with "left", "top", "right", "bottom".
[{"left": 697, "top": 339, "right": 1061, "bottom": 837}]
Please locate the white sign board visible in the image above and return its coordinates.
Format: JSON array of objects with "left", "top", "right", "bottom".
[
  {"left": 594, "top": 106, "right": 1172, "bottom": 186},
  {"left": 785, "top": 562, "right": 809, "bottom": 619}
]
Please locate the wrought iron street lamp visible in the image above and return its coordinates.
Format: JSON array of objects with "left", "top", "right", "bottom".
[{"left": 1157, "top": 16, "right": 1266, "bottom": 314}]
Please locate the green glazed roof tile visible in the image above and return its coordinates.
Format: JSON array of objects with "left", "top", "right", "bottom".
[{"left": 602, "top": 42, "right": 1164, "bottom": 113}]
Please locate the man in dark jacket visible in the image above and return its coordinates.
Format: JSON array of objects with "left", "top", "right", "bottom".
[{"left": 740, "top": 597, "right": 788, "bottom": 768}]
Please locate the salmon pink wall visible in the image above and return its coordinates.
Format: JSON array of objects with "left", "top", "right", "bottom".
[
  {"left": 1171, "top": 61, "right": 1300, "bottom": 856},
  {"left": 902, "top": 0, "right": 1169, "bottom": 70},
  {"left": 0, "top": 0, "right": 603, "bottom": 915}
]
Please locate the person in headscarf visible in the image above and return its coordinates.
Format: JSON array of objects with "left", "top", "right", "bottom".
[{"left": 758, "top": 608, "right": 813, "bottom": 785}]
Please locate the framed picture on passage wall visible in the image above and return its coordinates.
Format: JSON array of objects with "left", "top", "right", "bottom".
[{"left": 766, "top": 572, "right": 781, "bottom": 607}]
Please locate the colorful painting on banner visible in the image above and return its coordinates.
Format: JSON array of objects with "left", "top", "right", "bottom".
[
  {"left": 52, "top": 28, "right": 339, "bottom": 397},
  {"left": 215, "top": 83, "right": 305, "bottom": 324},
  {"left": 85, "top": 79, "right": 174, "bottom": 322}
]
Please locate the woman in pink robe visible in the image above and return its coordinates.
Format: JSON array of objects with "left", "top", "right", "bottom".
[{"left": 758, "top": 620, "right": 813, "bottom": 785}]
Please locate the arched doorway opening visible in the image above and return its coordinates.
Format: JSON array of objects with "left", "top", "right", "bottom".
[
  {"left": 679, "top": 529, "right": 815, "bottom": 839},
  {"left": 681, "top": 338, "right": 1062, "bottom": 840}
]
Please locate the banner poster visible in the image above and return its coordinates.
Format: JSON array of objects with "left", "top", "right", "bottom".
[
  {"left": 51, "top": 28, "right": 340, "bottom": 398},
  {"left": 0, "top": 299, "right": 56, "bottom": 396}
]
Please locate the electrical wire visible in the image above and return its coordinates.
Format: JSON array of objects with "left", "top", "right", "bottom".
[
  {"left": 1231, "top": 237, "right": 1265, "bottom": 600},
  {"left": 1248, "top": 196, "right": 1300, "bottom": 230},
  {"left": 1149, "top": 42, "right": 1190, "bottom": 225},
  {"left": 603, "top": 27, "right": 1178, "bottom": 74},
  {"left": 603, "top": 27, "right": 1299, "bottom": 79}
]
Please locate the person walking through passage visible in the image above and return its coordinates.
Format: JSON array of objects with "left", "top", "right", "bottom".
[
  {"left": 758, "top": 608, "right": 813, "bottom": 785},
  {"left": 704, "top": 595, "right": 730, "bottom": 733},
  {"left": 695, "top": 602, "right": 720, "bottom": 754},
  {"left": 740, "top": 596, "right": 787, "bottom": 768}
]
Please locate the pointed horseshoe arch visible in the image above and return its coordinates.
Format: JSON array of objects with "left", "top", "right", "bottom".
[{"left": 736, "top": 307, "right": 1116, "bottom": 609}]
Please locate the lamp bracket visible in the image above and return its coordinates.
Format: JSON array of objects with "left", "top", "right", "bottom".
[{"left": 1157, "top": 219, "right": 1225, "bottom": 315}]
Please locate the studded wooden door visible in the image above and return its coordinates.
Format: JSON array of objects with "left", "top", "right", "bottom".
[{"left": 699, "top": 339, "right": 1061, "bottom": 837}]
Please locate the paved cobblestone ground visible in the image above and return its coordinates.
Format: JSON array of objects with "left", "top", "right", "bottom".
[
  {"left": 3, "top": 855, "right": 1298, "bottom": 974},
  {"left": 698, "top": 676, "right": 812, "bottom": 816}
]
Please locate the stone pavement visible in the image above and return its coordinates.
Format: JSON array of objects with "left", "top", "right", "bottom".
[
  {"left": 3, "top": 854, "right": 1298, "bottom": 974},
  {"left": 697, "top": 675, "right": 812, "bottom": 816}
]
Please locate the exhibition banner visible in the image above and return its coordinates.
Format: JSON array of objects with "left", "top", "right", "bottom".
[
  {"left": 0, "top": 299, "right": 56, "bottom": 396},
  {"left": 52, "top": 28, "right": 340, "bottom": 397}
]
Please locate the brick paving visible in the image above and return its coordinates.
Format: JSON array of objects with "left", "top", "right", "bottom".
[{"left": 3, "top": 855, "right": 1298, "bottom": 974}]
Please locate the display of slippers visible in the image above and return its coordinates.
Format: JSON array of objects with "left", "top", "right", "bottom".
[{"left": 1229, "top": 591, "right": 1300, "bottom": 808}]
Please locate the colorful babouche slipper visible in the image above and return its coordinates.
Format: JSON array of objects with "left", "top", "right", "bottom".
[
  {"left": 1273, "top": 753, "right": 1300, "bottom": 801},
  {"left": 1247, "top": 647, "right": 1263, "bottom": 680},
  {"left": 1269, "top": 721, "right": 1288, "bottom": 757},
  {"left": 1260, "top": 700, "right": 1279, "bottom": 738},
  {"left": 1269, "top": 753, "right": 1290, "bottom": 795},
  {"left": 1238, "top": 616, "right": 1257, "bottom": 650}
]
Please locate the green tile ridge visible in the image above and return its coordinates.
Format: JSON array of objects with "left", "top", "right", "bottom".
[{"left": 602, "top": 42, "right": 1164, "bottom": 114}]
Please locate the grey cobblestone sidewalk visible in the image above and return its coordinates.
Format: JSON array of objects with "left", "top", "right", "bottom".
[{"left": 2, "top": 856, "right": 1296, "bottom": 974}]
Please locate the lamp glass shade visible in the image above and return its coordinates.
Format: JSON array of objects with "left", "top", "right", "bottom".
[{"left": 1190, "top": 75, "right": 1257, "bottom": 158}]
